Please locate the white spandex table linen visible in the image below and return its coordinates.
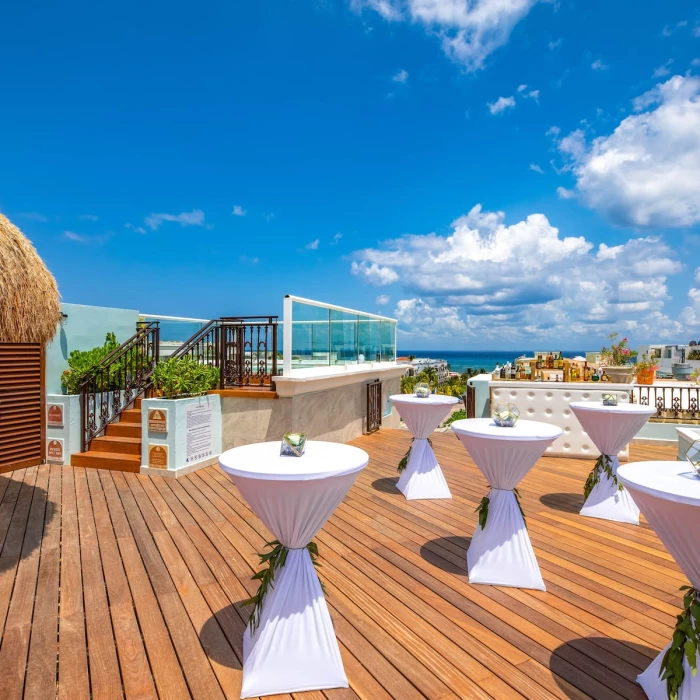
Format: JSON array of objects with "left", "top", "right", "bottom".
[
  {"left": 390, "top": 394, "right": 460, "bottom": 500},
  {"left": 570, "top": 402, "right": 656, "bottom": 524},
  {"left": 618, "top": 461, "right": 700, "bottom": 700},
  {"left": 218, "top": 441, "right": 369, "bottom": 698},
  {"left": 451, "top": 418, "right": 562, "bottom": 590}
]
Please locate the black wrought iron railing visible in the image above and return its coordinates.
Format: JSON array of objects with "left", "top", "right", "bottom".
[
  {"left": 80, "top": 321, "right": 160, "bottom": 451},
  {"left": 171, "top": 316, "right": 279, "bottom": 389},
  {"left": 636, "top": 384, "right": 700, "bottom": 422}
]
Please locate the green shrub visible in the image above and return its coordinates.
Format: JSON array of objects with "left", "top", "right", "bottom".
[
  {"left": 61, "top": 332, "right": 120, "bottom": 394},
  {"left": 152, "top": 356, "right": 219, "bottom": 399},
  {"left": 443, "top": 408, "right": 466, "bottom": 427}
]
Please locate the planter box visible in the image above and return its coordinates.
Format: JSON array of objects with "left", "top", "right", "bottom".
[{"left": 140, "top": 394, "right": 222, "bottom": 478}]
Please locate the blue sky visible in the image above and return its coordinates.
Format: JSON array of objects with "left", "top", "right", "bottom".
[{"left": 2, "top": 0, "right": 700, "bottom": 349}]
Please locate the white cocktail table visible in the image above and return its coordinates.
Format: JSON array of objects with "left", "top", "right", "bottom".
[
  {"left": 451, "top": 418, "right": 562, "bottom": 590},
  {"left": 389, "top": 394, "right": 460, "bottom": 500},
  {"left": 219, "top": 440, "right": 369, "bottom": 698},
  {"left": 570, "top": 402, "right": 656, "bottom": 524},
  {"left": 618, "top": 461, "right": 700, "bottom": 700}
]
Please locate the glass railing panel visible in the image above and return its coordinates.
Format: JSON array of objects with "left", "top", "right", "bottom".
[
  {"left": 358, "top": 315, "right": 381, "bottom": 363},
  {"left": 380, "top": 320, "right": 396, "bottom": 362},
  {"left": 330, "top": 310, "right": 359, "bottom": 365},
  {"left": 291, "top": 300, "right": 329, "bottom": 369}
]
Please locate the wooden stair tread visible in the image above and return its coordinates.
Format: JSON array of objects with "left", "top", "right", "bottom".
[
  {"left": 93, "top": 436, "right": 141, "bottom": 444},
  {"left": 71, "top": 451, "right": 141, "bottom": 473}
]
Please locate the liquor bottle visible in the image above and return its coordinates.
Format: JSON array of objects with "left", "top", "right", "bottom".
[
  {"left": 583, "top": 362, "right": 589, "bottom": 381},
  {"left": 500, "top": 364, "right": 506, "bottom": 379},
  {"left": 600, "top": 370, "right": 608, "bottom": 382},
  {"left": 492, "top": 364, "right": 500, "bottom": 379},
  {"left": 558, "top": 352, "right": 563, "bottom": 369}
]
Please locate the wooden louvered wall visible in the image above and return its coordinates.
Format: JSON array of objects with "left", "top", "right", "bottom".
[{"left": 0, "top": 343, "right": 44, "bottom": 473}]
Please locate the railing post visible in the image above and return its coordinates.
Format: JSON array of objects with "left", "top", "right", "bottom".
[
  {"left": 283, "top": 295, "right": 292, "bottom": 377},
  {"left": 219, "top": 322, "right": 226, "bottom": 389},
  {"left": 272, "top": 320, "right": 278, "bottom": 379}
]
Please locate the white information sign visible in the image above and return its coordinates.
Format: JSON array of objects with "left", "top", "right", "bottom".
[{"left": 186, "top": 403, "right": 214, "bottom": 464}]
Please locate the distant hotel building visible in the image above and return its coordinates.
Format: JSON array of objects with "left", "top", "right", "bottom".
[{"left": 397, "top": 356, "right": 450, "bottom": 384}]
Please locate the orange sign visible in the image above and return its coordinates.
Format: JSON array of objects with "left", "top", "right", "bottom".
[
  {"left": 47, "top": 404, "right": 63, "bottom": 427},
  {"left": 47, "top": 439, "right": 63, "bottom": 462},
  {"left": 148, "top": 408, "right": 167, "bottom": 433},
  {"left": 148, "top": 444, "right": 168, "bottom": 469}
]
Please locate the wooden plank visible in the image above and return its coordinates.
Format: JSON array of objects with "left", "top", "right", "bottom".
[
  {"left": 0, "top": 464, "right": 49, "bottom": 699},
  {"left": 85, "top": 468, "right": 157, "bottom": 700},
  {"left": 25, "top": 464, "right": 63, "bottom": 699},
  {"left": 74, "top": 467, "right": 124, "bottom": 699},
  {"left": 98, "top": 469, "right": 191, "bottom": 700},
  {"left": 58, "top": 465, "right": 90, "bottom": 700}
]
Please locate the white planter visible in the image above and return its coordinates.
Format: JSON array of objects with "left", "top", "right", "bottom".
[
  {"left": 140, "top": 394, "right": 222, "bottom": 477},
  {"left": 602, "top": 366, "right": 636, "bottom": 384}
]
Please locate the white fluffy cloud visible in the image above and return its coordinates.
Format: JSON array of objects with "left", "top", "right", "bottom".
[
  {"left": 376, "top": 294, "right": 391, "bottom": 305},
  {"left": 352, "top": 261, "right": 399, "bottom": 285},
  {"left": 351, "top": 0, "right": 539, "bottom": 71},
  {"left": 392, "top": 69, "right": 409, "bottom": 83},
  {"left": 488, "top": 95, "right": 515, "bottom": 115},
  {"left": 555, "top": 75, "right": 700, "bottom": 228},
  {"left": 145, "top": 209, "right": 206, "bottom": 230},
  {"left": 351, "top": 204, "right": 687, "bottom": 342},
  {"left": 232, "top": 205, "right": 247, "bottom": 217}
]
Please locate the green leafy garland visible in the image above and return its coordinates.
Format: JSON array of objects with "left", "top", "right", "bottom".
[
  {"left": 583, "top": 454, "right": 623, "bottom": 500},
  {"left": 475, "top": 488, "right": 527, "bottom": 530},
  {"left": 397, "top": 437, "right": 432, "bottom": 473},
  {"left": 660, "top": 586, "right": 700, "bottom": 700},
  {"left": 242, "top": 540, "right": 324, "bottom": 632}
]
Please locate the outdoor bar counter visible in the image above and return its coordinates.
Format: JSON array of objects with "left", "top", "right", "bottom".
[{"left": 485, "top": 380, "right": 635, "bottom": 459}]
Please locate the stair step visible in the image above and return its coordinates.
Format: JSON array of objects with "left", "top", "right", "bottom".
[
  {"left": 120, "top": 409, "right": 142, "bottom": 424},
  {"left": 134, "top": 398, "right": 142, "bottom": 409},
  {"left": 106, "top": 422, "right": 141, "bottom": 438},
  {"left": 91, "top": 436, "right": 141, "bottom": 455},
  {"left": 71, "top": 451, "right": 141, "bottom": 473}
]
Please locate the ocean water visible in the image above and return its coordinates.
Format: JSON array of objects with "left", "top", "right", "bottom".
[{"left": 399, "top": 350, "right": 589, "bottom": 374}]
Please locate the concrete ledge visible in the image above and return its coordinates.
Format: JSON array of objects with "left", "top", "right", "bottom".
[
  {"left": 274, "top": 364, "right": 407, "bottom": 397},
  {"left": 631, "top": 437, "right": 677, "bottom": 446},
  {"left": 140, "top": 454, "right": 220, "bottom": 479}
]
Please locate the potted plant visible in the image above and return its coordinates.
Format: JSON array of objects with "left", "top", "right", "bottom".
[
  {"left": 635, "top": 354, "right": 658, "bottom": 385},
  {"left": 691, "top": 368, "right": 700, "bottom": 386},
  {"left": 151, "top": 356, "right": 219, "bottom": 399},
  {"left": 600, "top": 333, "right": 638, "bottom": 384}
]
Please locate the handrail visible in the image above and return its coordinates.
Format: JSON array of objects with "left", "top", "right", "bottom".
[
  {"left": 169, "top": 317, "right": 278, "bottom": 390},
  {"left": 80, "top": 321, "right": 160, "bottom": 451}
]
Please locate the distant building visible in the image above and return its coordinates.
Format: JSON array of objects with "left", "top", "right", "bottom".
[
  {"left": 637, "top": 343, "right": 700, "bottom": 377},
  {"left": 399, "top": 356, "right": 450, "bottom": 384}
]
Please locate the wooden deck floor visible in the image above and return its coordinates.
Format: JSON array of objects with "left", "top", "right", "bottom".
[{"left": 0, "top": 430, "right": 681, "bottom": 699}]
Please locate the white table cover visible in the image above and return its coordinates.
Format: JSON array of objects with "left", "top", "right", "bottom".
[
  {"left": 451, "top": 418, "right": 562, "bottom": 590},
  {"left": 618, "top": 461, "right": 700, "bottom": 700},
  {"left": 390, "top": 394, "right": 460, "bottom": 500},
  {"left": 570, "top": 402, "right": 656, "bottom": 524},
  {"left": 219, "top": 441, "right": 369, "bottom": 698}
]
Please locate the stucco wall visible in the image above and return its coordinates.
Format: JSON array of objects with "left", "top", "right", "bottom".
[
  {"left": 45, "top": 302, "right": 140, "bottom": 394},
  {"left": 221, "top": 374, "right": 402, "bottom": 450}
]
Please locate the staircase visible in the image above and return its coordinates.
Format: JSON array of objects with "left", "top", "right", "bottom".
[{"left": 71, "top": 398, "right": 143, "bottom": 472}]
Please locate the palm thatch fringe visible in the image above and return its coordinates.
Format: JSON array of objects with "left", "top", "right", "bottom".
[{"left": 0, "top": 213, "right": 60, "bottom": 344}]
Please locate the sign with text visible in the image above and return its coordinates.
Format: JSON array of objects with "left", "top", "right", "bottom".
[
  {"left": 148, "top": 444, "right": 168, "bottom": 469},
  {"left": 47, "top": 404, "right": 64, "bottom": 427},
  {"left": 47, "top": 438, "right": 64, "bottom": 463},
  {"left": 185, "top": 403, "right": 214, "bottom": 464},
  {"left": 148, "top": 408, "right": 168, "bottom": 433}
]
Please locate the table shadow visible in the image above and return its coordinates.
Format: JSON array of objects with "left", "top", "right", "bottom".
[
  {"left": 198, "top": 604, "right": 245, "bottom": 669},
  {"left": 549, "top": 636, "right": 655, "bottom": 699},
  {"left": 0, "top": 476, "right": 54, "bottom": 574},
  {"left": 539, "top": 492, "right": 585, "bottom": 514},
  {"left": 372, "top": 477, "right": 400, "bottom": 494},
  {"left": 419, "top": 536, "right": 470, "bottom": 576}
]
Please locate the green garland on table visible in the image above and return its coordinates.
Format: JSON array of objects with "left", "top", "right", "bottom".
[
  {"left": 475, "top": 488, "right": 527, "bottom": 530},
  {"left": 660, "top": 586, "right": 700, "bottom": 700},
  {"left": 397, "top": 437, "right": 432, "bottom": 473},
  {"left": 583, "top": 454, "right": 622, "bottom": 500},
  {"left": 241, "top": 540, "right": 324, "bottom": 632}
]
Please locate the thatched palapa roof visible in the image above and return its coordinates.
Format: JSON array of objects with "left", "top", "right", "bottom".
[{"left": 0, "top": 213, "right": 60, "bottom": 344}]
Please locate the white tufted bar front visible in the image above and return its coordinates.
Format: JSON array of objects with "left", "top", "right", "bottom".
[{"left": 489, "top": 382, "right": 634, "bottom": 460}]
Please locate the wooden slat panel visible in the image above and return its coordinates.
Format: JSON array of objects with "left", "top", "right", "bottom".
[{"left": 0, "top": 343, "right": 43, "bottom": 471}]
